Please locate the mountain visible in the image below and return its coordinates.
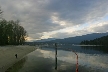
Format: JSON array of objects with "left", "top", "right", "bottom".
[
  {"left": 80, "top": 35, "right": 108, "bottom": 45},
  {"left": 34, "top": 38, "right": 56, "bottom": 42},
  {"left": 47, "top": 32, "right": 108, "bottom": 44}
]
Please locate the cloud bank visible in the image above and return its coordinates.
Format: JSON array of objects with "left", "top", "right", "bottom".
[{"left": 0, "top": 0, "right": 108, "bottom": 41}]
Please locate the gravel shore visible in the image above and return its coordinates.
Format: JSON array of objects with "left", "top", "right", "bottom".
[{"left": 0, "top": 45, "right": 36, "bottom": 72}]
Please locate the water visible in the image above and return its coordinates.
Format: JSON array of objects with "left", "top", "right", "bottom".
[{"left": 6, "top": 45, "right": 108, "bottom": 72}]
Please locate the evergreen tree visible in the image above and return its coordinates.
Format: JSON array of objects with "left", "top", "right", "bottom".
[{"left": 80, "top": 35, "right": 108, "bottom": 46}]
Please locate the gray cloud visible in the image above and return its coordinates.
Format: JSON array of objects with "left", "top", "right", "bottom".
[
  {"left": 91, "top": 24, "right": 108, "bottom": 33},
  {"left": 46, "top": 0, "right": 108, "bottom": 25},
  {"left": 50, "top": 30, "right": 91, "bottom": 39},
  {"left": 50, "top": 23, "right": 108, "bottom": 39},
  {"left": 0, "top": 0, "right": 64, "bottom": 38},
  {"left": 0, "top": 0, "right": 108, "bottom": 40}
]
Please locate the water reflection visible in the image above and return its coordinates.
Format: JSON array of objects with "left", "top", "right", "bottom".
[
  {"left": 38, "top": 49, "right": 108, "bottom": 71},
  {"left": 44, "top": 45, "right": 108, "bottom": 54},
  {"left": 6, "top": 46, "right": 108, "bottom": 72},
  {"left": 81, "top": 46, "right": 108, "bottom": 53}
]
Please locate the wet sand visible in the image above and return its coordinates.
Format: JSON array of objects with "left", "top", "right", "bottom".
[{"left": 0, "top": 45, "right": 36, "bottom": 72}]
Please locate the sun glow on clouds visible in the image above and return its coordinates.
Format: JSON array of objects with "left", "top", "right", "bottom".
[{"left": 26, "top": 37, "right": 40, "bottom": 42}]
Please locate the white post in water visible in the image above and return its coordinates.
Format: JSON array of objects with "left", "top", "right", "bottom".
[{"left": 55, "top": 43, "right": 57, "bottom": 70}]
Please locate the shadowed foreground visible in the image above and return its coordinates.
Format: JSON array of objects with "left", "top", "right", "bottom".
[{"left": 0, "top": 45, "right": 36, "bottom": 72}]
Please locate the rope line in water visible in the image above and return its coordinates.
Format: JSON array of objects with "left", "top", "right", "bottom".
[{"left": 70, "top": 49, "right": 78, "bottom": 72}]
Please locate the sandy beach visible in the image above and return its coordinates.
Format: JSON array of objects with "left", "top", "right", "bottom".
[{"left": 0, "top": 45, "right": 36, "bottom": 72}]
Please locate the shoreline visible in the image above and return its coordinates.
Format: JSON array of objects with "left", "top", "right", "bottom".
[{"left": 0, "top": 45, "right": 37, "bottom": 72}]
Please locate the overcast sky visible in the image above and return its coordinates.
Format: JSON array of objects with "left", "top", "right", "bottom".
[{"left": 0, "top": 0, "right": 108, "bottom": 41}]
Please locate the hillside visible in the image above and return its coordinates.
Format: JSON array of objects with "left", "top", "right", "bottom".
[
  {"left": 80, "top": 35, "right": 108, "bottom": 45},
  {"left": 47, "top": 32, "right": 108, "bottom": 44}
]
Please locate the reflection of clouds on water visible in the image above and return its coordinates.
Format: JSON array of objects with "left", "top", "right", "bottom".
[
  {"left": 7, "top": 48, "right": 108, "bottom": 72},
  {"left": 86, "top": 55, "right": 108, "bottom": 69},
  {"left": 37, "top": 49, "right": 108, "bottom": 71},
  {"left": 37, "top": 49, "right": 55, "bottom": 58}
]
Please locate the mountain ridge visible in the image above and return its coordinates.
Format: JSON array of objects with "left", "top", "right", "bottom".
[{"left": 46, "top": 32, "right": 108, "bottom": 44}]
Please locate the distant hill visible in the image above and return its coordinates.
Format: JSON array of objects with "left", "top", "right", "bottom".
[
  {"left": 80, "top": 35, "right": 108, "bottom": 45},
  {"left": 47, "top": 32, "right": 108, "bottom": 44}
]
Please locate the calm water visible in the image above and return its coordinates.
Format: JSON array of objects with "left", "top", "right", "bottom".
[{"left": 6, "top": 45, "right": 108, "bottom": 72}]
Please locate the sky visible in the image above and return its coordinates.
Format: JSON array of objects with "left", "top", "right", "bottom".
[{"left": 0, "top": 0, "right": 108, "bottom": 41}]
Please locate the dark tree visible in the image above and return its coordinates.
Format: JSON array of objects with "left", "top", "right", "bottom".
[
  {"left": 0, "top": 8, "right": 27, "bottom": 45},
  {"left": 0, "top": 20, "right": 27, "bottom": 45},
  {"left": 80, "top": 35, "right": 108, "bottom": 46}
]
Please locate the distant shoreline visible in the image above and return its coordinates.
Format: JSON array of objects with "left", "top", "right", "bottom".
[
  {"left": 73, "top": 45, "right": 103, "bottom": 46},
  {"left": 0, "top": 45, "right": 37, "bottom": 72}
]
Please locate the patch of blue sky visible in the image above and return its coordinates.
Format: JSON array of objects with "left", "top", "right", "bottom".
[
  {"left": 102, "top": 15, "right": 108, "bottom": 21},
  {"left": 77, "top": 23, "right": 89, "bottom": 30}
]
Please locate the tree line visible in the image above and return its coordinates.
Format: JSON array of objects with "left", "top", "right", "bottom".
[
  {"left": 80, "top": 35, "right": 108, "bottom": 46},
  {"left": 0, "top": 8, "right": 27, "bottom": 45}
]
